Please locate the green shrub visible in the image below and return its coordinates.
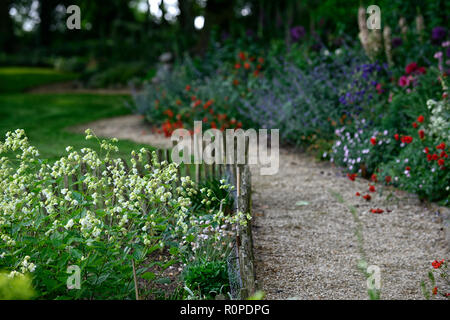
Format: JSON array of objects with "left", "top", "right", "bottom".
[{"left": 183, "top": 259, "right": 229, "bottom": 299}]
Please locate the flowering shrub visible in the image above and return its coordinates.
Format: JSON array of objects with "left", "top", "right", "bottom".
[
  {"left": 421, "top": 259, "right": 449, "bottom": 299},
  {"left": 0, "top": 129, "right": 249, "bottom": 299},
  {"left": 131, "top": 50, "right": 265, "bottom": 136},
  {"left": 240, "top": 47, "right": 375, "bottom": 145},
  {"left": 328, "top": 120, "right": 400, "bottom": 177},
  {"left": 426, "top": 98, "right": 450, "bottom": 145}
]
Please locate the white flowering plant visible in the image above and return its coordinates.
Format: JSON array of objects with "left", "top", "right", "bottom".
[
  {"left": 0, "top": 129, "right": 249, "bottom": 299},
  {"left": 326, "top": 119, "right": 401, "bottom": 177}
]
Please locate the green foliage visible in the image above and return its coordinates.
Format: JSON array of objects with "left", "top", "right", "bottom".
[
  {"left": 0, "top": 272, "right": 35, "bottom": 300},
  {"left": 183, "top": 259, "right": 229, "bottom": 300},
  {"left": 0, "top": 130, "right": 245, "bottom": 299},
  {"left": 0, "top": 67, "right": 78, "bottom": 93}
]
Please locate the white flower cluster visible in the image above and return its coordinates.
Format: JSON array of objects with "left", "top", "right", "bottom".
[
  {"left": 426, "top": 99, "right": 450, "bottom": 144},
  {"left": 0, "top": 129, "right": 250, "bottom": 280}
]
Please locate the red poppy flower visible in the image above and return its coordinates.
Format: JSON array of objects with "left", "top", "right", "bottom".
[
  {"left": 347, "top": 173, "right": 357, "bottom": 181},
  {"left": 385, "top": 176, "right": 391, "bottom": 183},
  {"left": 355, "top": 192, "right": 361, "bottom": 196},
  {"left": 419, "top": 130, "right": 425, "bottom": 139},
  {"left": 193, "top": 100, "right": 202, "bottom": 108},
  {"left": 203, "top": 100, "right": 213, "bottom": 109},
  {"left": 432, "top": 287, "right": 438, "bottom": 295},
  {"left": 370, "top": 174, "right": 377, "bottom": 182},
  {"left": 235, "top": 63, "right": 241, "bottom": 69},
  {"left": 432, "top": 259, "right": 444, "bottom": 269},
  {"left": 417, "top": 115, "right": 424, "bottom": 123},
  {"left": 438, "top": 159, "right": 445, "bottom": 166},
  {"left": 436, "top": 143, "right": 446, "bottom": 150},
  {"left": 370, "top": 137, "right": 377, "bottom": 146},
  {"left": 164, "top": 109, "right": 174, "bottom": 118},
  {"left": 412, "top": 122, "right": 418, "bottom": 129},
  {"left": 369, "top": 185, "right": 376, "bottom": 192},
  {"left": 405, "top": 166, "right": 411, "bottom": 171},
  {"left": 239, "top": 52, "right": 246, "bottom": 60},
  {"left": 363, "top": 194, "right": 371, "bottom": 201},
  {"left": 440, "top": 151, "right": 448, "bottom": 158},
  {"left": 244, "top": 62, "right": 250, "bottom": 70},
  {"left": 427, "top": 154, "right": 433, "bottom": 161},
  {"left": 210, "top": 121, "right": 217, "bottom": 129},
  {"left": 431, "top": 154, "right": 439, "bottom": 161},
  {"left": 370, "top": 208, "right": 384, "bottom": 214},
  {"left": 424, "top": 147, "right": 429, "bottom": 154},
  {"left": 253, "top": 70, "right": 260, "bottom": 77},
  {"left": 185, "top": 85, "right": 191, "bottom": 91},
  {"left": 394, "top": 134, "right": 399, "bottom": 141},
  {"left": 401, "top": 136, "right": 413, "bottom": 144}
]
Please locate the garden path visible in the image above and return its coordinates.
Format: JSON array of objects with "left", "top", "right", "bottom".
[{"left": 72, "top": 114, "right": 449, "bottom": 300}]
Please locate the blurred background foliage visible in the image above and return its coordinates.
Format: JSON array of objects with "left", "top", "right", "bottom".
[{"left": 1, "top": 0, "right": 448, "bottom": 86}]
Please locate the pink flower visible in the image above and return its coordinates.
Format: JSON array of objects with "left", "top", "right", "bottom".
[
  {"left": 398, "top": 76, "right": 409, "bottom": 87},
  {"left": 434, "top": 51, "right": 443, "bottom": 59}
]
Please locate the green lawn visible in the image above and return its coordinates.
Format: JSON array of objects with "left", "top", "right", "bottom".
[
  {"left": 0, "top": 67, "right": 151, "bottom": 162},
  {"left": 0, "top": 67, "right": 78, "bottom": 93}
]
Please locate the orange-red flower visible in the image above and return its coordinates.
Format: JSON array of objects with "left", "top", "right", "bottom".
[
  {"left": 369, "top": 185, "right": 376, "bottom": 192},
  {"left": 432, "top": 259, "right": 444, "bottom": 269},
  {"left": 419, "top": 130, "right": 425, "bottom": 139},
  {"left": 363, "top": 194, "right": 371, "bottom": 201},
  {"left": 436, "top": 143, "right": 446, "bottom": 150},
  {"left": 417, "top": 115, "right": 424, "bottom": 123}
]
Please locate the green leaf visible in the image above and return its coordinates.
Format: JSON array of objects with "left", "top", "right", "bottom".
[{"left": 141, "top": 272, "right": 156, "bottom": 281}]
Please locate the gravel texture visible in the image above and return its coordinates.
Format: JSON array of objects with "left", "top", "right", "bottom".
[
  {"left": 251, "top": 148, "right": 449, "bottom": 300},
  {"left": 72, "top": 115, "right": 449, "bottom": 300}
]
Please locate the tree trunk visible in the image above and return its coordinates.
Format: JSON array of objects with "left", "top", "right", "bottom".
[{"left": 0, "top": 0, "right": 14, "bottom": 52}]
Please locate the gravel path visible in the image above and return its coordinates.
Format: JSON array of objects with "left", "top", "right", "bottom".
[
  {"left": 251, "top": 149, "right": 449, "bottom": 300},
  {"left": 72, "top": 115, "right": 449, "bottom": 300}
]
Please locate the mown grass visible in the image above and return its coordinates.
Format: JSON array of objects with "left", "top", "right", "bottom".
[
  {"left": 0, "top": 67, "right": 78, "bottom": 93},
  {"left": 0, "top": 67, "right": 151, "bottom": 162}
]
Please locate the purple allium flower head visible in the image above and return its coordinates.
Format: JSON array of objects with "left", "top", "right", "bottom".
[
  {"left": 391, "top": 37, "right": 402, "bottom": 49},
  {"left": 432, "top": 27, "right": 447, "bottom": 44},
  {"left": 290, "top": 25, "right": 306, "bottom": 42}
]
